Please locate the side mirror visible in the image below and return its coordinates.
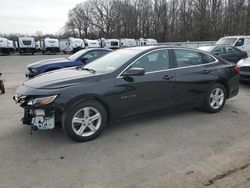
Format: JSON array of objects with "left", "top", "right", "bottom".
[
  {"left": 214, "top": 52, "right": 219, "bottom": 56},
  {"left": 122, "top": 67, "right": 145, "bottom": 77}
]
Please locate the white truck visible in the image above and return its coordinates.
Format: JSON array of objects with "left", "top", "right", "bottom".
[
  {"left": 17, "top": 37, "right": 36, "bottom": 55},
  {"left": 41, "top": 38, "right": 60, "bottom": 54},
  {"left": 0, "top": 37, "right": 10, "bottom": 55},
  {"left": 216, "top": 36, "right": 250, "bottom": 55},
  {"left": 84, "top": 39, "right": 100, "bottom": 48},
  {"left": 100, "top": 38, "right": 119, "bottom": 49},
  {"left": 120, "top": 38, "right": 137, "bottom": 48},
  {"left": 60, "top": 37, "right": 85, "bottom": 53}
]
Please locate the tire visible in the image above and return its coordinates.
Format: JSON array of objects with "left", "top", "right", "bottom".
[
  {"left": 0, "top": 80, "right": 5, "bottom": 94},
  {"left": 203, "top": 83, "right": 226, "bottom": 113},
  {"left": 62, "top": 100, "right": 107, "bottom": 142}
]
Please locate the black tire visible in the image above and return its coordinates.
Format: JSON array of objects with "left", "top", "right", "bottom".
[
  {"left": 62, "top": 100, "right": 107, "bottom": 142},
  {"left": 0, "top": 80, "right": 5, "bottom": 94},
  {"left": 203, "top": 83, "right": 226, "bottom": 113}
]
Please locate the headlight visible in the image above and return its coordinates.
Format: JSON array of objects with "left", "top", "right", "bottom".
[
  {"left": 30, "top": 68, "right": 38, "bottom": 73},
  {"left": 27, "top": 95, "right": 57, "bottom": 106}
]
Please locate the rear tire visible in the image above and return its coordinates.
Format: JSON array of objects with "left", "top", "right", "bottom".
[
  {"left": 0, "top": 80, "right": 5, "bottom": 94},
  {"left": 203, "top": 83, "right": 226, "bottom": 113},
  {"left": 62, "top": 100, "right": 107, "bottom": 142}
]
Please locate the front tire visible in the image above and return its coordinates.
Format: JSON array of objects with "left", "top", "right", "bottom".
[
  {"left": 203, "top": 83, "right": 226, "bottom": 113},
  {"left": 62, "top": 100, "right": 107, "bottom": 142}
]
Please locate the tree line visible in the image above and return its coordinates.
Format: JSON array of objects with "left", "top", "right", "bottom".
[{"left": 64, "top": 0, "right": 250, "bottom": 42}]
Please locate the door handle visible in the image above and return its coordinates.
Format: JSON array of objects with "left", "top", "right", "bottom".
[
  {"left": 201, "top": 70, "right": 211, "bottom": 74},
  {"left": 162, "top": 75, "right": 174, "bottom": 80}
]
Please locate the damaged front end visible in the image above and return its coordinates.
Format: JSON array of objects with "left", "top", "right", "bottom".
[{"left": 14, "top": 94, "right": 57, "bottom": 131}]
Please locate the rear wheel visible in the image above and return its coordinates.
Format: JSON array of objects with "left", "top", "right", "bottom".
[
  {"left": 0, "top": 80, "right": 5, "bottom": 94},
  {"left": 203, "top": 83, "right": 226, "bottom": 113},
  {"left": 62, "top": 100, "right": 107, "bottom": 142}
]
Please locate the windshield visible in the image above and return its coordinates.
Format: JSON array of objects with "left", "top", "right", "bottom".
[
  {"left": 84, "top": 48, "right": 142, "bottom": 73},
  {"left": 216, "top": 38, "right": 237, "bottom": 45},
  {"left": 198, "top": 46, "right": 216, "bottom": 52},
  {"left": 68, "top": 49, "right": 89, "bottom": 61}
]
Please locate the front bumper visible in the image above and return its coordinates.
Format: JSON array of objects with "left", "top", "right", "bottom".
[
  {"left": 240, "top": 71, "right": 250, "bottom": 82},
  {"left": 14, "top": 94, "right": 57, "bottom": 130}
]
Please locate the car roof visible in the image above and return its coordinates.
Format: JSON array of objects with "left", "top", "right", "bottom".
[{"left": 85, "top": 48, "right": 112, "bottom": 51}]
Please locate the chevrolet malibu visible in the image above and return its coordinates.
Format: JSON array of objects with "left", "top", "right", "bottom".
[{"left": 14, "top": 46, "right": 240, "bottom": 142}]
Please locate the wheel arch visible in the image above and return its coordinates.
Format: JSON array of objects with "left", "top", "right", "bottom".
[
  {"left": 215, "top": 80, "right": 230, "bottom": 99},
  {"left": 62, "top": 95, "right": 113, "bottom": 123}
]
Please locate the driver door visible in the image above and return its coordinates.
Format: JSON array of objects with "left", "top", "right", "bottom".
[{"left": 115, "top": 49, "right": 175, "bottom": 118}]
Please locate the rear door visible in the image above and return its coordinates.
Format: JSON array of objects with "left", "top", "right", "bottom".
[
  {"left": 115, "top": 49, "right": 175, "bottom": 118},
  {"left": 172, "top": 49, "right": 218, "bottom": 107}
]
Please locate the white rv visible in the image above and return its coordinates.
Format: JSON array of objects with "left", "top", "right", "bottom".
[
  {"left": 84, "top": 39, "right": 100, "bottom": 48},
  {"left": 7, "top": 40, "right": 15, "bottom": 53},
  {"left": 137, "top": 38, "right": 158, "bottom": 46},
  {"left": 145, "top": 38, "right": 158, "bottom": 45},
  {"left": 0, "top": 37, "right": 10, "bottom": 55},
  {"left": 120, "top": 38, "right": 137, "bottom": 48},
  {"left": 100, "top": 38, "right": 119, "bottom": 49},
  {"left": 216, "top": 36, "right": 250, "bottom": 55},
  {"left": 60, "top": 37, "right": 85, "bottom": 53},
  {"left": 41, "top": 38, "right": 60, "bottom": 54},
  {"left": 17, "top": 37, "right": 36, "bottom": 55}
]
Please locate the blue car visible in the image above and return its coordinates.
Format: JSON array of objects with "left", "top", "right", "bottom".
[{"left": 26, "top": 48, "right": 112, "bottom": 78}]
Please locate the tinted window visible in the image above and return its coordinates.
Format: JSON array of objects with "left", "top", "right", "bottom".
[
  {"left": 131, "top": 50, "right": 169, "bottom": 72},
  {"left": 22, "top": 40, "right": 31, "bottom": 45},
  {"left": 224, "top": 46, "right": 235, "bottom": 53},
  {"left": 213, "top": 47, "right": 225, "bottom": 55},
  {"left": 174, "top": 49, "right": 202, "bottom": 68},
  {"left": 200, "top": 53, "right": 216, "bottom": 64}
]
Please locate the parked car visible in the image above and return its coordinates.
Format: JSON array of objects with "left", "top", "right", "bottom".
[
  {"left": 14, "top": 46, "right": 240, "bottom": 142},
  {"left": 216, "top": 36, "right": 250, "bottom": 55},
  {"left": 198, "top": 45, "right": 248, "bottom": 63},
  {"left": 237, "top": 57, "right": 250, "bottom": 82},
  {"left": 25, "top": 48, "right": 112, "bottom": 78}
]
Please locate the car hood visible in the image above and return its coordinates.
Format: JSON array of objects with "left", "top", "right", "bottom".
[
  {"left": 237, "top": 57, "right": 250, "bottom": 67},
  {"left": 23, "top": 68, "right": 103, "bottom": 89},
  {"left": 28, "top": 58, "right": 71, "bottom": 68}
]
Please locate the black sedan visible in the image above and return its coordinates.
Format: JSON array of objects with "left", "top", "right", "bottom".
[
  {"left": 237, "top": 57, "right": 250, "bottom": 82},
  {"left": 26, "top": 48, "right": 111, "bottom": 78},
  {"left": 14, "top": 46, "right": 240, "bottom": 142},
  {"left": 198, "top": 45, "right": 248, "bottom": 63}
]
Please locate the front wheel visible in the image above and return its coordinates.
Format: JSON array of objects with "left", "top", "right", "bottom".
[
  {"left": 62, "top": 100, "right": 107, "bottom": 142},
  {"left": 203, "top": 83, "right": 226, "bottom": 113}
]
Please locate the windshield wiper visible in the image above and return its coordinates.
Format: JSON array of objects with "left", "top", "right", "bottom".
[{"left": 80, "top": 67, "right": 96, "bottom": 74}]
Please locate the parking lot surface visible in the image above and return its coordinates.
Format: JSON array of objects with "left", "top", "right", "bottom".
[{"left": 0, "top": 55, "right": 250, "bottom": 188}]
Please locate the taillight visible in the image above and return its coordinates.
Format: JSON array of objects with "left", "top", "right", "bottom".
[{"left": 234, "top": 66, "right": 240, "bottom": 74}]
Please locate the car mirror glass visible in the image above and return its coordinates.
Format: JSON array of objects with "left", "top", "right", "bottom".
[{"left": 122, "top": 67, "right": 145, "bottom": 77}]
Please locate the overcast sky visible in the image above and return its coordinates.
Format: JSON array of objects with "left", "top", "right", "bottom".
[{"left": 0, "top": 0, "right": 83, "bottom": 35}]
